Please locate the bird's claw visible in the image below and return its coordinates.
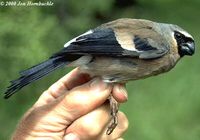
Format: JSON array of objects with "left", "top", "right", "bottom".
[{"left": 106, "top": 95, "right": 119, "bottom": 135}]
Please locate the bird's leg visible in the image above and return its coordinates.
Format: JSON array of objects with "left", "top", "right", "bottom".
[{"left": 106, "top": 95, "right": 119, "bottom": 135}]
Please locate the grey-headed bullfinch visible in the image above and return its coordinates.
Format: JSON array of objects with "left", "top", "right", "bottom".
[{"left": 4, "top": 18, "right": 195, "bottom": 134}]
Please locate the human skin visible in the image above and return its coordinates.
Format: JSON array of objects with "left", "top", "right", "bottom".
[{"left": 12, "top": 68, "right": 129, "bottom": 140}]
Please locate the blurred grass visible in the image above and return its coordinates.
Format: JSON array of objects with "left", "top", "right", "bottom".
[{"left": 0, "top": 0, "right": 200, "bottom": 139}]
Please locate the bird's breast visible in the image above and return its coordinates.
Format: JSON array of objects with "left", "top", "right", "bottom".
[{"left": 79, "top": 54, "right": 179, "bottom": 82}]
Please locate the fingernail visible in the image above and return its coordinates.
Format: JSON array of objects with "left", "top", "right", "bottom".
[
  {"left": 63, "top": 133, "right": 80, "bottom": 140},
  {"left": 118, "top": 85, "right": 128, "bottom": 100},
  {"left": 117, "top": 138, "right": 124, "bottom": 140},
  {"left": 90, "top": 78, "right": 109, "bottom": 90}
]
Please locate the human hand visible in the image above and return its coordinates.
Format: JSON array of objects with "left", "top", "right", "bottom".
[{"left": 12, "top": 68, "right": 129, "bottom": 140}]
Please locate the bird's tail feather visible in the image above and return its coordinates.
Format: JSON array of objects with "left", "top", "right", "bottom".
[{"left": 4, "top": 56, "right": 68, "bottom": 99}]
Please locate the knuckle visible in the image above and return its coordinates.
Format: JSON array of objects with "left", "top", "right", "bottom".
[
  {"left": 48, "top": 81, "right": 66, "bottom": 95},
  {"left": 59, "top": 80, "right": 68, "bottom": 90}
]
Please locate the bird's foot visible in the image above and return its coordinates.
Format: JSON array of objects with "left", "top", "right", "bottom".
[{"left": 106, "top": 95, "right": 119, "bottom": 135}]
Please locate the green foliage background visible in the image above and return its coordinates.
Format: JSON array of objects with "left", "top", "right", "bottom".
[{"left": 0, "top": 0, "right": 199, "bottom": 139}]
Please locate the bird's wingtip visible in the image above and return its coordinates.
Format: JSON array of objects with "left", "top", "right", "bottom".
[{"left": 4, "top": 91, "right": 13, "bottom": 99}]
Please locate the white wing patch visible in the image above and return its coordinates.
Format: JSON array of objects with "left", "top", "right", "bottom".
[
  {"left": 64, "top": 30, "right": 93, "bottom": 48},
  {"left": 114, "top": 30, "right": 142, "bottom": 52}
]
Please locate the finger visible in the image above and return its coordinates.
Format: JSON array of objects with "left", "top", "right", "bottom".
[
  {"left": 112, "top": 84, "right": 128, "bottom": 103},
  {"left": 65, "top": 101, "right": 111, "bottom": 140},
  {"left": 46, "top": 68, "right": 90, "bottom": 98},
  {"left": 57, "top": 68, "right": 91, "bottom": 90},
  {"left": 64, "top": 107, "right": 128, "bottom": 140},
  {"left": 57, "top": 78, "right": 112, "bottom": 123},
  {"left": 103, "top": 112, "right": 129, "bottom": 140},
  {"left": 35, "top": 68, "right": 91, "bottom": 105}
]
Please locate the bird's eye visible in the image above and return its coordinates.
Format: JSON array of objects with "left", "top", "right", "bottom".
[
  {"left": 174, "top": 32, "right": 183, "bottom": 40},
  {"left": 174, "top": 31, "right": 186, "bottom": 44}
]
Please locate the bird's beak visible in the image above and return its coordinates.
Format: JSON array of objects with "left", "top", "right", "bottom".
[{"left": 180, "top": 41, "right": 195, "bottom": 56}]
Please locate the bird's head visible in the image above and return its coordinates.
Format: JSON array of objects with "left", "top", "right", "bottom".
[{"left": 171, "top": 25, "right": 195, "bottom": 57}]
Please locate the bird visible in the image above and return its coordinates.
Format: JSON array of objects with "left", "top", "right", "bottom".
[{"left": 4, "top": 18, "right": 195, "bottom": 134}]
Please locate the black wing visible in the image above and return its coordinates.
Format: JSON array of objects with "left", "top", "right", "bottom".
[{"left": 51, "top": 28, "right": 169, "bottom": 59}]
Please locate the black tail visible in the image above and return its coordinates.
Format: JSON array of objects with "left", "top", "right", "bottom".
[{"left": 4, "top": 56, "right": 69, "bottom": 99}]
